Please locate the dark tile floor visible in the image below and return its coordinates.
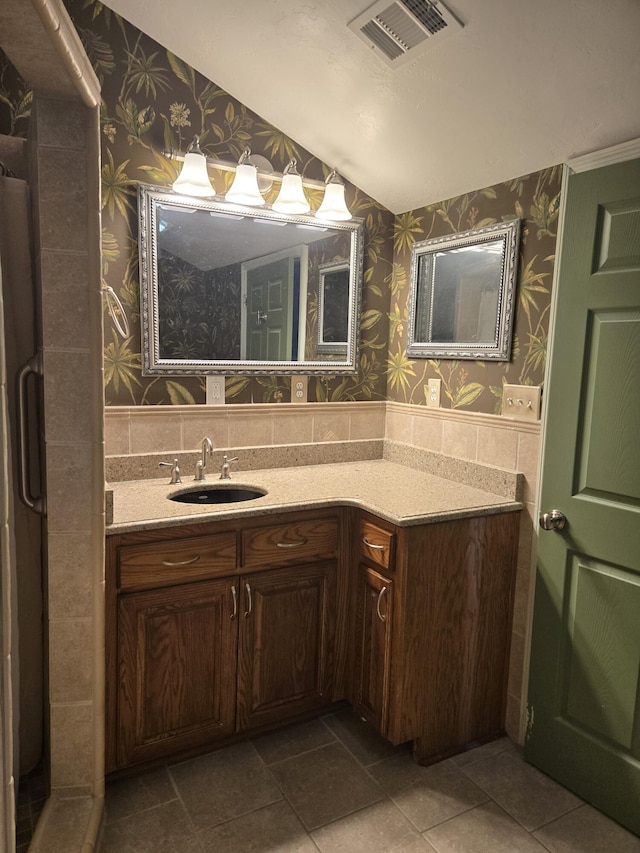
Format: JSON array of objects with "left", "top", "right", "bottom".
[
  {"left": 101, "top": 711, "right": 640, "bottom": 853},
  {"left": 15, "top": 760, "right": 48, "bottom": 853}
]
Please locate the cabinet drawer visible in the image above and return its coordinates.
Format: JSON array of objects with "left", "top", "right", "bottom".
[
  {"left": 243, "top": 517, "right": 338, "bottom": 569},
  {"left": 360, "top": 519, "right": 395, "bottom": 571},
  {"left": 119, "top": 532, "right": 237, "bottom": 589}
]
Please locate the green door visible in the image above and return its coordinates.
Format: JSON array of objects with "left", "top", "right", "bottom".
[
  {"left": 525, "top": 157, "right": 640, "bottom": 834},
  {"left": 246, "top": 257, "right": 294, "bottom": 360}
]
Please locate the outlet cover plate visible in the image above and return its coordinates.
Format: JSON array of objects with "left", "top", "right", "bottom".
[
  {"left": 206, "top": 376, "right": 226, "bottom": 405},
  {"left": 501, "top": 384, "right": 541, "bottom": 420},
  {"left": 426, "top": 378, "right": 441, "bottom": 408},
  {"left": 291, "top": 376, "right": 308, "bottom": 402}
]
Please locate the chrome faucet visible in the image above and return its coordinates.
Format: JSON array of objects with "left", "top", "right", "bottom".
[
  {"left": 195, "top": 436, "right": 214, "bottom": 481},
  {"left": 159, "top": 458, "right": 182, "bottom": 484},
  {"left": 220, "top": 454, "right": 239, "bottom": 480}
]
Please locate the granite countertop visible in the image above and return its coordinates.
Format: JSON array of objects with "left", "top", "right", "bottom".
[{"left": 106, "top": 459, "right": 521, "bottom": 534}]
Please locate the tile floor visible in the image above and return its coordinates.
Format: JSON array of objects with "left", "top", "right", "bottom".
[
  {"left": 15, "top": 760, "right": 48, "bottom": 852},
  {"left": 101, "top": 711, "right": 640, "bottom": 853}
]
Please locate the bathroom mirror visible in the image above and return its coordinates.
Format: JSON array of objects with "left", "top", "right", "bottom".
[
  {"left": 407, "top": 219, "right": 520, "bottom": 360},
  {"left": 316, "top": 261, "right": 349, "bottom": 355},
  {"left": 138, "top": 184, "right": 364, "bottom": 375}
]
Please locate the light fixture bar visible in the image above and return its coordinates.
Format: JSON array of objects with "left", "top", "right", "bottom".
[{"left": 162, "top": 147, "right": 328, "bottom": 191}]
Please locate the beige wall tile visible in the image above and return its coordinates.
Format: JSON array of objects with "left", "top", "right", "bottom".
[
  {"left": 312, "top": 411, "right": 350, "bottom": 442},
  {"left": 46, "top": 443, "right": 94, "bottom": 532},
  {"left": 40, "top": 250, "right": 92, "bottom": 350},
  {"left": 349, "top": 407, "right": 386, "bottom": 440},
  {"left": 182, "top": 412, "right": 230, "bottom": 451},
  {"left": 43, "top": 349, "right": 93, "bottom": 443},
  {"left": 507, "top": 631, "right": 526, "bottom": 702},
  {"left": 104, "top": 413, "right": 130, "bottom": 456},
  {"left": 49, "top": 619, "right": 94, "bottom": 703},
  {"left": 441, "top": 420, "right": 479, "bottom": 461},
  {"left": 48, "top": 534, "right": 94, "bottom": 619},
  {"left": 477, "top": 425, "right": 518, "bottom": 469},
  {"left": 36, "top": 147, "right": 88, "bottom": 253},
  {"left": 271, "top": 412, "right": 314, "bottom": 445},
  {"left": 49, "top": 703, "right": 94, "bottom": 790},
  {"left": 384, "top": 409, "right": 412, "bottom": 443},
  {"left": 517, "top": 432, "right": 541, "bottom": 504},
  {"left": 35, "top": 97, "right": 86, "bottom": 149},
  {"left": 129, "top": 413, "right": 182, "bottom": 453},
  {"left": 228, "top": 413, "right": 274, "bottom": 448},
  {"left": 411, "top": 413, "right": 443, "bottom": 452}
]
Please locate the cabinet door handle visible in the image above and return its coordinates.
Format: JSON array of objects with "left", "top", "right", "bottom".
[
  {"left": 244, "top": 583, "right": 252, "bottom": 618},
  {"left": 161, "top": 555, "right": 200, "bottom": 567},
  {"left": 276, "top": 539, "right": 307, "bottom": 548},
  {"left": 363, "top": 537, "right": 385, "bottom": 551},
  {"left": 376, "top": 586, "right": 388, "bottom": 623},
  {"left": 231, "top": 585, "right": 237, "bottom": 620}
]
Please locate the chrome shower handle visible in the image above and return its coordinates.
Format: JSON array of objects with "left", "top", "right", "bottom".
[{"left": 16, "top": 354, "right": 44, "bottom": 515}]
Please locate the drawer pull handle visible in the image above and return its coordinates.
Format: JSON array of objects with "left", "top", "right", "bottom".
[
  {"left": 363, "top": 537, "right": 385, "bottom": 551},
  {"left": 244, "top": 583, "right": 252, "bottom": 618},
  {"left": 231, "top": 585, "right": 237, "bottom": 620},
  {"left": 376, "top": 586, "right": 388, "bottom": 623},
  {"left": 276, "top": 539, "right": 307, "bottom": 548},
  {"left": 161, "top": 555, "right": 200, "bottom": 567}
]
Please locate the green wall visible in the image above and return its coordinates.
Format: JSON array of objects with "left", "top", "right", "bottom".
[{"left": 0, "top": 0, "right": 560, "bottom": 413}]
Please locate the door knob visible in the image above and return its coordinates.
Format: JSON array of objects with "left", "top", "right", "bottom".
[{"left": 539, "top": 509, "right": 566, "bottom": 531}]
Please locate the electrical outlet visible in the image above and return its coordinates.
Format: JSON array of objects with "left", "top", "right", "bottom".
[
  {"left": 206, "top": 376, "right": 226, "bottom": 405},
  {"left": 291, "top": 376, "right": 308, "bottom": 402},
  {"left": 426, "top": 378, "right": 441, "bottom": 408},
  {"left": 501, "top": 384, "right": 541, "bottom": 420}
]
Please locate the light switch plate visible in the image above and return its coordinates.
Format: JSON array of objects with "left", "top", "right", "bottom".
[
  {"left": 426, "top": 378, "right": 441, "bottom": 408},
  {"left": 206, "top": 376, "right": 226, "bottom": 405},
  {"left": 291, "top": 376, "right": 308, "bottom": 402},
  {"left": 501, "top": 384, "right": 541, "bottom": 420}
]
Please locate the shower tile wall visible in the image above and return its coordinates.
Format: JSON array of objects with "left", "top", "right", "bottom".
[{"left": 29, "top": 96, "right": 105, "bottom": 798}]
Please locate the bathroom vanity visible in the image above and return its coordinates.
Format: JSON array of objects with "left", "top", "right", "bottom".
[{"left": 105, "top": 459, "right": 520, "bottom": 773}]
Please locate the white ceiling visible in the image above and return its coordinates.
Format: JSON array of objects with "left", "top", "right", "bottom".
[{"left": 104, "top": 0, "right": 640, "bottom": 213}]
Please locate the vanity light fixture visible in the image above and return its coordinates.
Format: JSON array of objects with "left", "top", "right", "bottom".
[
  {"left": 224, "top": 148, "right": 265, "bottom": 206},
  {"left": 315, "top": 169, "right": 352, "bottom": 221},
  {"left": 172, "top": 136, "right": 215, "bottom": 197},
  {"left": 165, "top": 144, "right": 352, "bottom": 220},
  {"left": 272, "top": 158, "right": 310, "bottom": 214}
]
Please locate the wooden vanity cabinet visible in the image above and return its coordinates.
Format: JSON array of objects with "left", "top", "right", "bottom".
[
  {"left": 351, "top": 510, "right": 520, "bottom": 764},
  {"left": 106, "top": 510, "right": 344, "bottom": 772}
]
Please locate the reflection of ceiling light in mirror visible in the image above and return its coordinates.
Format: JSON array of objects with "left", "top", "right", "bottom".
[
  {"left": 296, "top": 224, "right": 328, "bottom": 231},
  {"left": 272, "top": 159, "right": 310, "bottom": 214},
  {"left": 172, "top": 136, "right": 215, "bottom": 197},
  {"left": 315, "top": 170, "right": 352, "bottom": 221},
  {"left": 225, "top": 148, "right": 265, "bottom": 206}
]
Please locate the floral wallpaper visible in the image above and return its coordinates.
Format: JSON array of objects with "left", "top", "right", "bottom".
[
  {"left": 388, "top": 168, "right": 561, "bottom": 412},
  {"left": 0, "top": 0, "right": 560, "bottom": 413}
]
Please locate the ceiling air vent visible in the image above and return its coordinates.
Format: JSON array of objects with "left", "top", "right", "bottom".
[{"left": 348, "top": 0, "right": 463, "bottom": 68}]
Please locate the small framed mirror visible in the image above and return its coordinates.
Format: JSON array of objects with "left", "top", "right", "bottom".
[
  {"left": 138, "top": 184, "right": 364, "bottom": 375},
  {"left": 316, "top": 261, "right": 349, "bottom": 355},
  {"left": 407, "top": 220, "right": 521, "bottom": 360}
]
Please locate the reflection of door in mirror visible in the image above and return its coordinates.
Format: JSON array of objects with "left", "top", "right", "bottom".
[{"left": 241, "top": 247, "right": 308, "bottom": 361}]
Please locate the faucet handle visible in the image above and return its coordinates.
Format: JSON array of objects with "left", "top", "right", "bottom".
[
  {"left": 159, "top": 458, "right": 182, "bottom": 484},
  {"left": 220, "top": 455, "right": 239, "bottom": 480}
]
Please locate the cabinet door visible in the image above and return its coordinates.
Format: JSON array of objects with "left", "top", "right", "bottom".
[
  {"left": 237, "top": 562, "right": 336, "bottom": 730},
  {"left": 117, "top": 579, "right": 238, "bottom": 767},
  {"left": 352, "top": 565, "right": 393, "bottom": 734}
]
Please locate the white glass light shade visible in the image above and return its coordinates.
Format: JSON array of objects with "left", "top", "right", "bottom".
[
  {"left": 225, "top": 163, "right": 265, "bottom": 206},
  {"left": 315, "top": 173, "right": 352, "bottom": 221},
  {"left": 172, "top": 147, "right": 214, "bottom": 197},
  {"left": 272, "top": 163, "right": 310, "bottom": 214}
]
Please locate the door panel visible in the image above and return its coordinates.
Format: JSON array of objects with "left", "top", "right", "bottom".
[
  {"left": 117, "top": 579, "right": 237, "bottom": 766},
  {"left": 525, "top": 157, "right": 640, "bottom": 835},
  {"left": 236, "top": 562, "right": 336, "bottom": 730}
]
